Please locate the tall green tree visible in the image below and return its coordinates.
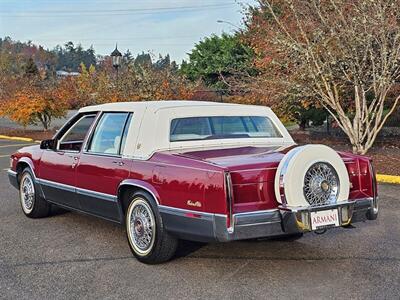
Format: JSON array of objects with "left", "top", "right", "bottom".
[
  {"left": 24, "top": 57, "right": 39, "bottom": 76},
  {"left": 181, "top": 33, "right": 255, "bottom": 89},
  {"left": 53, "top": 42, "right": 97, "bottom": 71}
]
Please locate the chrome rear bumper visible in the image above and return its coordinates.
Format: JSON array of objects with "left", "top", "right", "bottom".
[{"left": 214, "top": 197, "right": 377, "bottom": 242}]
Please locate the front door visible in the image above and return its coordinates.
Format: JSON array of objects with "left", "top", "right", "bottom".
[
  {"left": 39, "top": 114, "right": 97, "bottom": 208},
  {"left": 75, "top": 112, "right": 132, "bottom": 221}
]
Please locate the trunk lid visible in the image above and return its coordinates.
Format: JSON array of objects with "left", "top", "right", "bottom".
[
  {"left": 172, "top": 145, "right": 295, "bottom": 213},
  {"left": 169, "top": 145, "right": 361, "bottom": 214}
]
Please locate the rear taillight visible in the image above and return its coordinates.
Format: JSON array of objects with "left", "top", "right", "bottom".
[
  {"left": 9, "top": 155, "right": 14, "bottom": 169},
  {"left": 369, "top": 162, "right": 378, "bottom": 199},
  {"left": 224, "top": 171, "right": 234, "bottom": 233}
]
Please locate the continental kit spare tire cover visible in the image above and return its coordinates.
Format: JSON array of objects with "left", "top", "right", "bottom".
[{"left": 274, "top": 144, "right": 350, "bottom": 207}]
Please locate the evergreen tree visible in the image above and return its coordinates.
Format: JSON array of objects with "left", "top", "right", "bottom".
[{"left": 24, "top": 57, "right": 39, "bottom": 76}]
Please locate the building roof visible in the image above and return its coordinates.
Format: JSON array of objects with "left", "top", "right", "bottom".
[{"left": 110, "top": 46, "right": 122, "bottom": 57}]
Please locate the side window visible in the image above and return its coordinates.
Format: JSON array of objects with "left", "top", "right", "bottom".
[
  {"left": 119, "top": 113, "right": 132, "bottom": 154},
  {"left": 88, "top": 112, "right": 129, "bottom": 155},
  {"left": 59, "top": 115, "right": 96, "bottom": 152}
]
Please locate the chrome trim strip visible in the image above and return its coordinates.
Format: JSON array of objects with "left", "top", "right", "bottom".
[
  {"left": 279, "top": 197, "right": 373, "bottom": 212},
  {"left": 38, "top": 178, "right": 75, "bottom": 192},
  {"left": 159, "top": 205, "right": 215, "bottom": 221},
  {"left": 76, "top": 187, "right": 117, "bottom": 202},
  {"left": 118, "top": 182, "right": 160, "bottom": 205},
  {"left": 233, "top": 208, "right": 279, "bottom": 217},
  {"left": 37, "top": 178, "right": 117, "bottom": 202},
  {"left": 235, "top": 220, "right": 281, "bottom": 227},
  {"left": 7, "top": 169, "right": 17, "bottom": 176},
  {"left": 158, "top": 205, "right": 226, "bottom": 218},
  {"left": 15, "top": 158, "right": 38, "bottom": 179}
]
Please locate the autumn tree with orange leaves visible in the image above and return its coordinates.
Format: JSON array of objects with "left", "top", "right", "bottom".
[{"left": 0, "top": 81, "right": 68, "bottom": 130}]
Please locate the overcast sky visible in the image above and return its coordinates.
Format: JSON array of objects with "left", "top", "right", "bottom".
[{"left": 0, "top": 0, "right": 257, "bottom": 62}]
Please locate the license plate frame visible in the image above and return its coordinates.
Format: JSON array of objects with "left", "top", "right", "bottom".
[{"left": 310, "top": 209, "right": 340, "bottom": 230}]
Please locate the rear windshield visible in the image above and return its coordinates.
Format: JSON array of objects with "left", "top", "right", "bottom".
[{"left": 170, "top": 116, "right": 282, "bottom": 142}]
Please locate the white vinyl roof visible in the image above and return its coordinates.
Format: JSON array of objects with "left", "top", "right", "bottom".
[
  {"left": 78, "top": 100, "right": 294, "bottom": 159},
  {"left": 79, "top": 100, "right": 269, "bottom": 113}
]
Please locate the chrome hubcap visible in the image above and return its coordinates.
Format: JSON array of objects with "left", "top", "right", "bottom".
[
  {"left": 127, "top": 199, "right": 155, "bottom": 256},
  {"left": 20, "top": 174, "right": 35, "bottom": 213},
  {"left": 303, "top": 162, "right": 339, "bottom": 206}
]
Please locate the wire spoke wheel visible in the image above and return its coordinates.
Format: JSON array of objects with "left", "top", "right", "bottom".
[
  {"left": 303, "top": 162, "right": 340, "bottom": 206},
  {"left": 20, "top": 173, "right": 35, "bottom": 213},
  {"left": 127, "top": 198, "right": 156, "bottom": 256}
]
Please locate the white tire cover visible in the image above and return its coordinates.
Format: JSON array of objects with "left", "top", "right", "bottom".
[{"left": 274, "top": 144, "right": 350, "bottom": 207}]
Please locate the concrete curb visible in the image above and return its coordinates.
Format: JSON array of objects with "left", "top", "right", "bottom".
[
  {"left": 376, "top": 174, "right": 400, "bottom": 185},
  {"left": 0, "top": 135, "right": 40, "bottom": 143}
]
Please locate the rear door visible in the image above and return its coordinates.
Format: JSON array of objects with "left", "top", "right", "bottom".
[{"left": 75, "top": 112, "right": 132, "bottom": 222}]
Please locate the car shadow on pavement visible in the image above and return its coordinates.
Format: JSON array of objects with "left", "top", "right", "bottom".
[
  {"left": 174, "top": 240, "right": 207, "bottom": 259},
  {"left": 50, "top": 205, "right": 69, "bottom": 217}
]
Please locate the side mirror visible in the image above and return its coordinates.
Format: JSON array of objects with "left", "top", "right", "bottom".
[{"left": 40, "top": 139, "right": 57, "bottom": 150}]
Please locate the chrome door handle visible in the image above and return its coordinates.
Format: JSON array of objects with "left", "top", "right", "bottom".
[
  {"left": 112, "top": 161, "right": 124, "bottom": 166},
  {"left": 67, "top": 155, "right": 79, "bottom": 160}
]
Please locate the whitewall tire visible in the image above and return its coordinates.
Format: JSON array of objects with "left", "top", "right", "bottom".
[
  {"left": 126, "top": 198, "right": 156, "bottom": 257},
  {"left": 125, "top": 191, "right": 178, "bottom": 264},
  {"left": 19, "top": 168, "right": 51, "bottom": 218}
]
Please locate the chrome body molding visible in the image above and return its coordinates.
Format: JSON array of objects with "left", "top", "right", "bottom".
[
  {"left": 117, "top": 180, "right": 160, "bottom": 205},
  {"left": 15, "top": 158, "right": 37, "bottom": 178},
  {"left": 37, "top": 178, "right": 117, "bottom": 202},
  {"left": 37, "top": 178, "right": 74, "bottom": 192},
  {"left": 76, "top": 187, "right": 117, "bottom": 202},
  {"left": 158, "top": 205, "right": 225, "bottom": 219},
  {"left": 7, "top": 169, "right": 18, "bottom": 189},
  {"left": 278, "top": 198, "right": 373, "bottom": 212},
  {"left": 7, "top": 169, "right": 17, "bottom": 176}
]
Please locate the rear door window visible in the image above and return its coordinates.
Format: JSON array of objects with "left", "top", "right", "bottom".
[{"left": 87, "top": 112, "right": 130, "bottom": 155}]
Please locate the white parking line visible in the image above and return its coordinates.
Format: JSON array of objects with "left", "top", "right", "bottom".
[
  {"left": 0, "top": 154, "right": 11, "bottom": 158},
  {"left": 3, "top": 168, "right": 9, "bottom": 171},
  {"left": 0, "top": 143, "right": 35, "bottom": 148}
]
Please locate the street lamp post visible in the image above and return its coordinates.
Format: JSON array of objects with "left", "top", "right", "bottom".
[
  {"left": 217, "top": 20, "right": 241, "bottom": 30},
  {"left": 111, "top": 44, "right": 122, "bottom": 86}
]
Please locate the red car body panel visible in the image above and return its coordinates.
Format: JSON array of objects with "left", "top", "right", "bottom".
[{"left": 10, "top": 144, "right": 375, "bottom": 217}]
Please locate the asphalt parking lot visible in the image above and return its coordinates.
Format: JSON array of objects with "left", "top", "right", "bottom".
[{"left": 0, "top": 139, "right": 399, "bottom": 299}]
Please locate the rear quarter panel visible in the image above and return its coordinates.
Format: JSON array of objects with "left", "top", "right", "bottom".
[
  {"left": 339, "top": 152, "right": 375, "bottom": 199},
  {"left": 128, "top": 152, "right": 227, "bottom": 214}
]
